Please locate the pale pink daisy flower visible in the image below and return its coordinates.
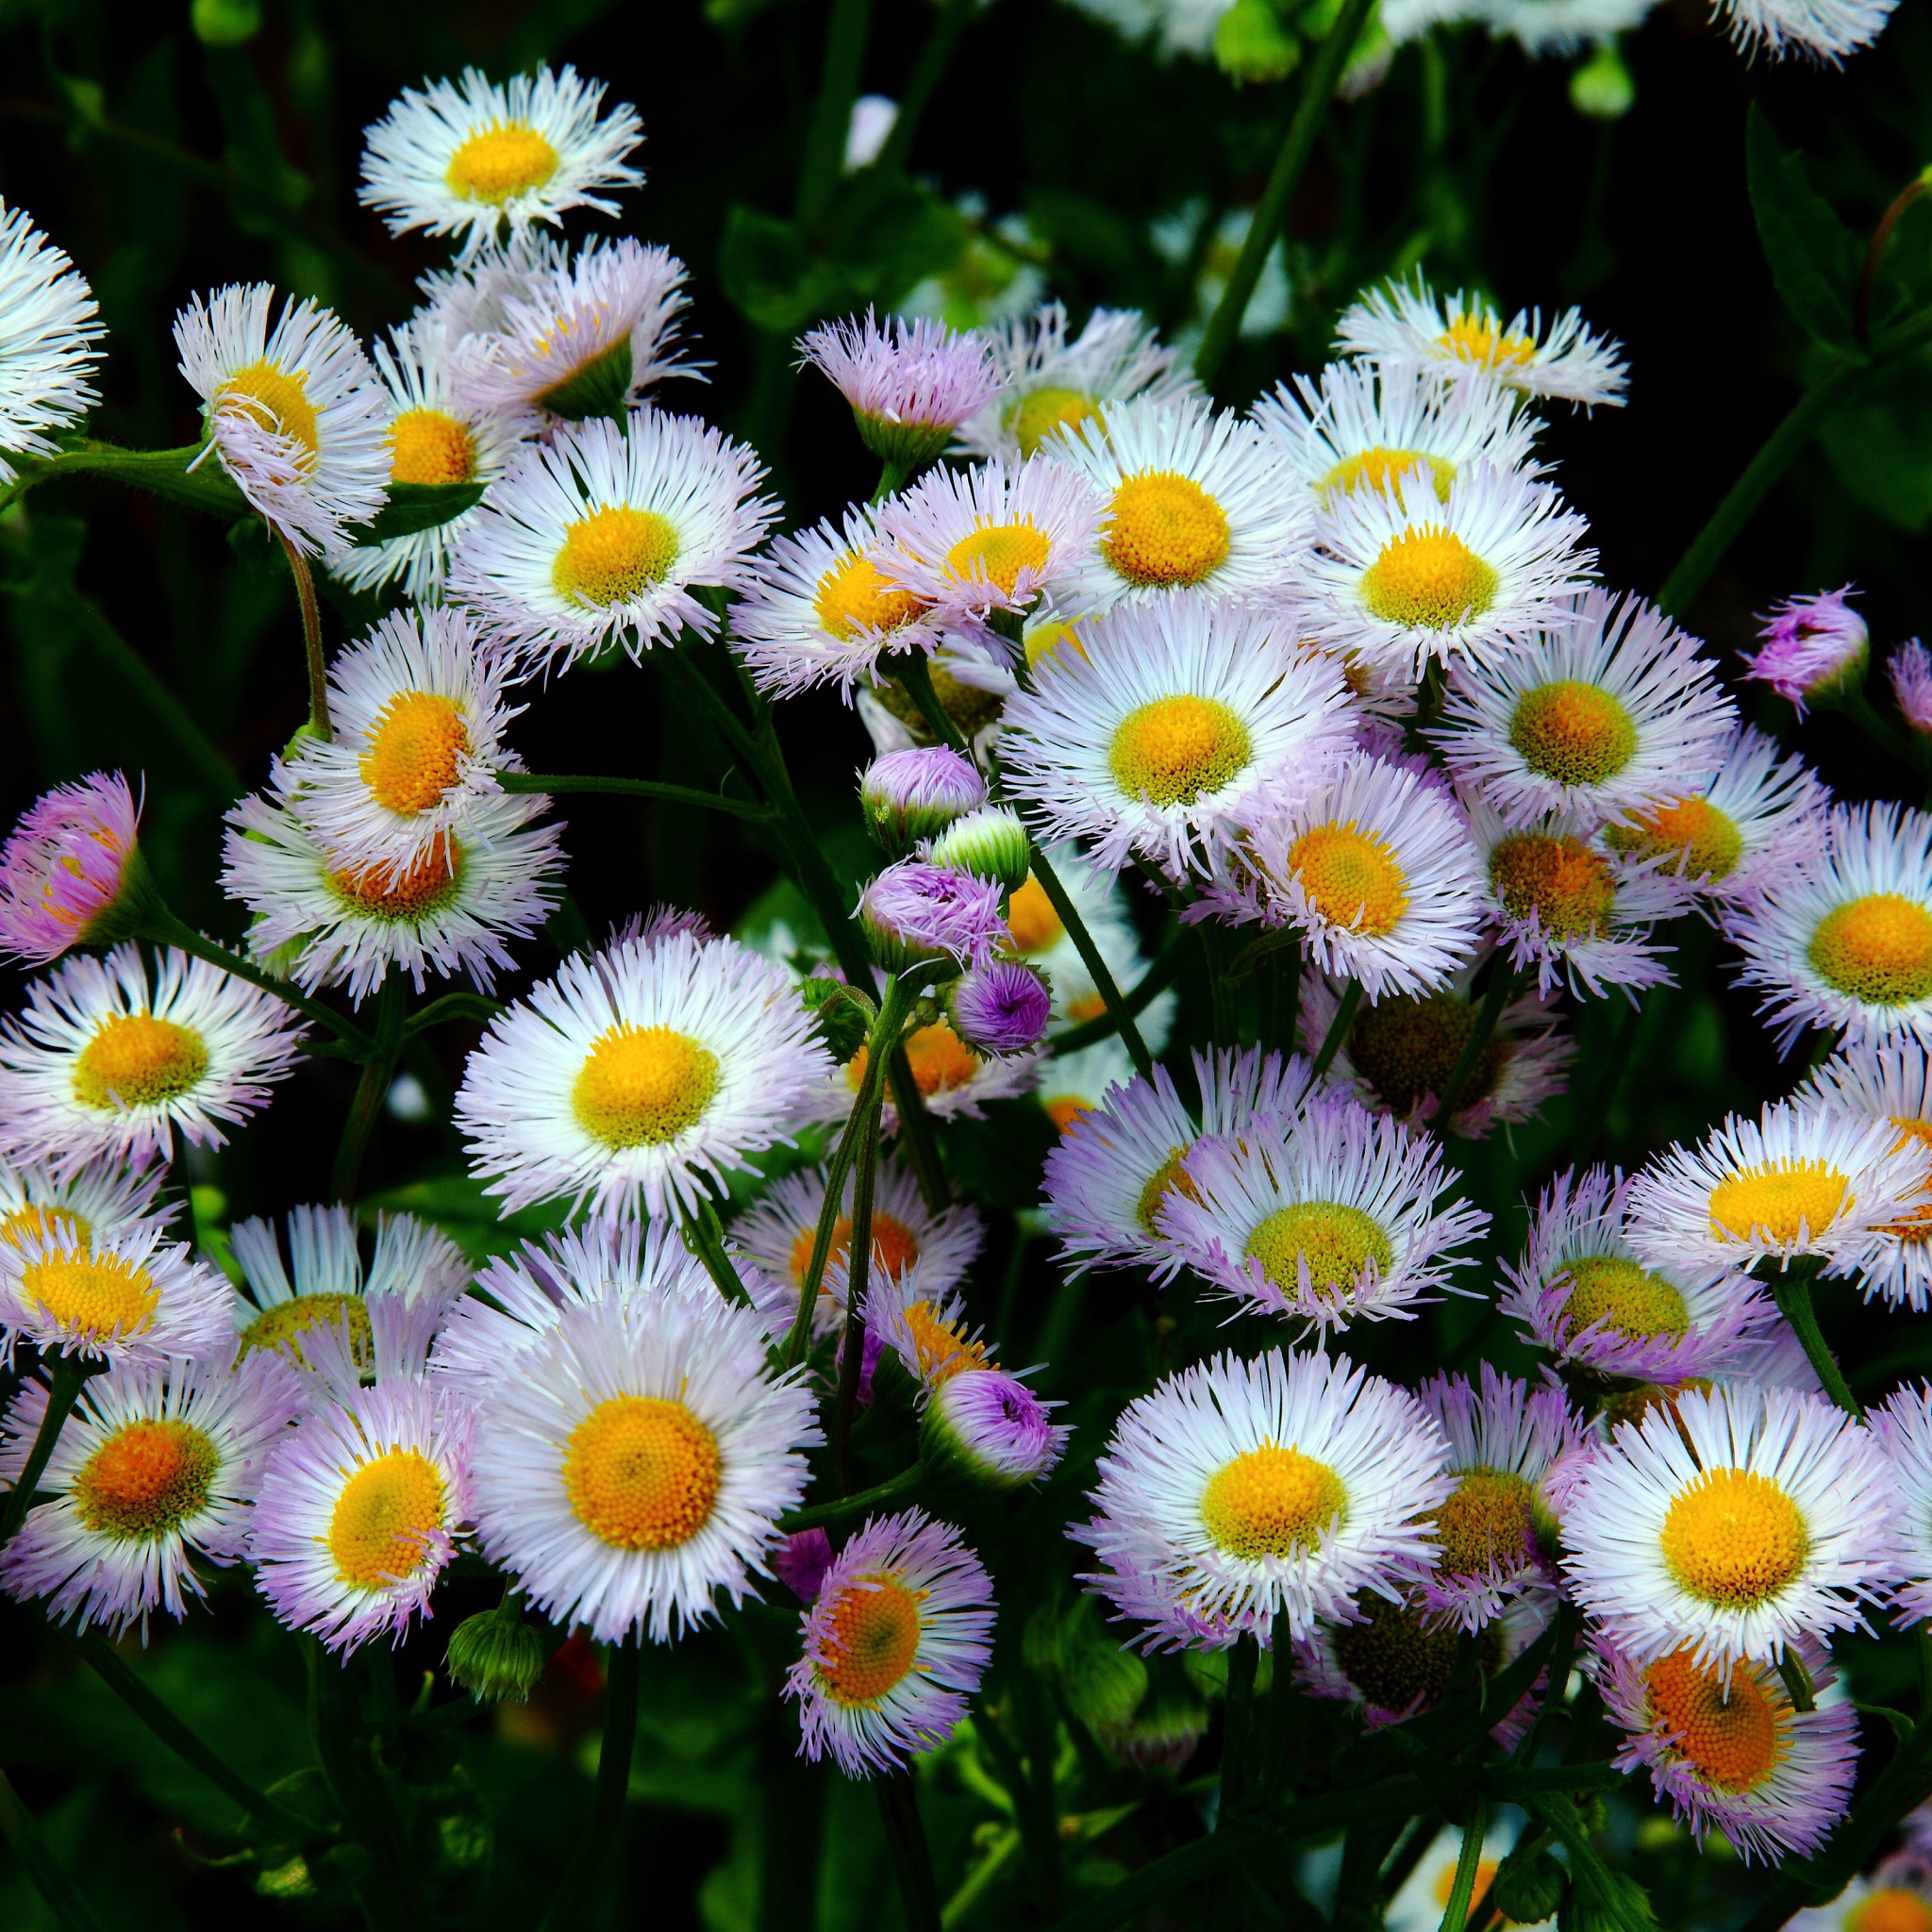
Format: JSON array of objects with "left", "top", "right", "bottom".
[
  {"left": 1892, "top": 640, "right": 1932, "bottom": 738},
  {"left": 0, "top": 773, "right": 147, "bottom": 965},
  {"left": 1741, "top": 585, "right": 1868, "bottom": 714},
  {"left": 800, "top": 310, "right": 1008, "bottom": 470}
]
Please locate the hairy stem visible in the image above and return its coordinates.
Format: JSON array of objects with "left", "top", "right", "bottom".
[
  {"left": 539, "top": 1638, "right": 641, "bottom": 1930},
  {"left": 1029, "top": 843, "right": 1154, "bottom": 1080},
  {"left": 780, "top": 1459, "right": 925, "bottom": 1533},
  {"left": 796, "top": 0, "right": 873, "bottom": 228},
  {"left": 332, "top": 973, "right": 405, "bottom": 1203},
  {"left": 0, "top": 1353, "right": 99, "bottom": 1548},
  {"left": 274, "top": 527, "right": 331, "bottom": 741},
  {"left": 306, "top": 1642, "right": 421, "bottom": 1932},
  {"left": 142, "top": 906, "right": 372, "bottom": 1051},
  {"left": 1049, "top": 929, "right": 1186, "bottom": 1057},
  {"left": 832, "top": 1077, "right": 886, "bottom": 1494},
  {"left": 1768, "top": 1258, "right": 1858, "bottom": 1415},
  {"left": 876, "top": 1770, "right": 943, "bottom": 1932},
  {"left": 1436, "top": 1802, "right": 1488, "bottom": 1932}
]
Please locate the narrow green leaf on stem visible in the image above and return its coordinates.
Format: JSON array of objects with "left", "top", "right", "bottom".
[
  {"left": 0, "top": 1351, "right": 100, "bottom": 1548},
  {"left": 685, "top": 1196, "right": 754, "bottom": 1307},
  {"left": 497, "top": 771, "right": 771, "bottom": 821},
  {"left": 0, "top": 1768, "right": 104, "bottom": 1932},
  {"left": 539, "top": 1637, "right": 642, "bottom": 1931},
  {"left": 1311, "top": 978, "right": 1363, "bottom": 1080}
]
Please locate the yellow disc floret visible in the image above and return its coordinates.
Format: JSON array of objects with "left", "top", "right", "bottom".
[
  {"left": 1489, "top": 832, "right": 1617, "bottom": 942},
  {"left": 24, "top": 1249, "right": 159, "bottom": 1342},
  {"left": 1643, "top": 1648, "right": 1784, "bottom": 1793},
  {"left": 1439, "top": 313, "right": 1538, "bottom": 370},
  {"left": 946, "top": 520, "right": 1052, "bottom": 594},
  {"left": 1707, "top": 1161, "right": 1849, "bottom": 1246},
  {"left": 552, "top": 506, "right": 681, "bottom": 608},
  {"left": 1429, "top": 1467, "right": 1536, "bottom": 1579},
  {"left": 1659, "top": 1469, "right": 1809, "bottom": 1609},
  {"left": 220, "top": 361, "right": 318, "bottom": 465},
  {"left": 360, "top": 691, "right": 471, "bottom": 816},
  {"left": 445, "top": 122, "right": 559, "bottom": 204},
  {"left": 0, "top": 1204, "right": 89, "bottom": 1252},
  {"left": 1808, "top": 894, "right": 1932, "bottom": 1007},
  {"left": 240, "top": 1292, "right": 374, "bottom": 1369},
  {"left": 1200, "top": 1442, "right": 1347, "bottom": 1560},
  {"left": 1136, "top": 1147, "right": 1200, "bottom": 1238},
  {"left": 330, "top": 842, "right": 466, "bottom": 924},
  {"left": 1011, "top": 387, "right": 1098, "bottom": 458},
  {"left": 813, "top": 553, "right": 927, "bottom": 641},
  {"left": 75, "top": 1420, "right": 218, "bottom": 1541},
  {"left": 1320, "top": 447, "right": 1455, "bottom": 505},
  {"left": 1104, "top": 472, "right": 1231, "bottom": 589},
  {"left": 1508, "top": 680, "right": 1638, "bottom": 788},
  {"left": 563, "top": 1394, "right": 723, "bottom": 1551},
  {"left": 816, "top": 1574, "right": 924, "bottom": 1706},
  {"left": 788, "top": 1210, "right": 922, "bottom": 1286},
  {"left": 1607, "top": 795, "right": 1744, "bottom": 882},
  {"left": 1360, "top": 528, "right": 1498, "bottom": 631},
  {"left": 387, "top": 408, "right": 476, "bottom": 486},
  {"left": 74, "top": 1014, "right": 209, "bottom": 1112},
  {"left": 902, "top": 1300, "right": 990, "bottom": 1385},
  {"left": 1245, "top": 1203, "right": 1393, "bottom": 1294},
  {"left": 1557, "top": 1255, "right": 1690, "bottom": 1342},
  {"left": 1289, "top": 823, "right": 1410, "bottom": 936},
  {"left": 328, "top": 1449, "right": 447, "bottom": 1590},
  {"left": 1329, "top": 1591, "right": 1460, "bottom": 1713},
  {"left": 1108, "top": 694, "right": 1252, "bottom": 808},
  {"left": 1004, "top": 876, "right": 1063, "bottom": 956},
  {"left": 573, "top": 1024, "right": 720, "bottom": 1149},
  {"left": 1347, "top": 991, "right": 1505, "bottom": 1117}
]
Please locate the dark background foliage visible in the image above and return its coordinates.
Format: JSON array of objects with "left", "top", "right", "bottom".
[{"left": 1, "top": 0, "right": 1930, "bottom": 1924}]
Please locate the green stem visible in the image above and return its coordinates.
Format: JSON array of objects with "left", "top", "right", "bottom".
[
  {"left": 1015, "top": 1675, "right": 1065, "bottom": 1918},
  {"left": 274, "top": 526, "right": 332, "bottom": 741},
  {"left": 876, "top": 1769, "right": 943, "bottom": 1932},
  {"left": 1436, "top": 1802, "right": 1487, "bottom": 1932},
  {"left": 833, "top": 1069, "right": 886, "bottom": 1494},
  {"left": 1768, "top": 1258, "right": 1858, "bottom": 1414},
  {"left": 331, "top": 973, "right": 404, "bottom": 1203},
  {"left": 1218, "top": 1635, "right": 1259, "bottom": 1822},
  {"left": 0, "top": 1353, "right": 98, "bottom": 1548},
  {"left": 1568, "top": 992, "right": 1643, "bottom": 1166},
  {"left": 875, "top": 0, "right": 975, "bottom": 176},
  {"left": 75, "top": 1631, "right": 322, "bottom": 1843},
  {"left": 686, "top": 1196, "right": 753, "bottom": 1307},
  {"left": 1310, "top": 979, "right": 1362, "bottom": 1080},
  {"left": 496, "top": 771, "right": 770, "bottom": 821},
  {"left": 1029, "top": 845, "right": 1153, "bottom": 1079},
  {"left": 0, "top": 1768, "right": 103, "bottom": 1932},
  {"left": 1049, "top": 929, "right": 1185, "bottom": 1057},
  {"left": 796, "top": 0, "right": 873, "bottom": 228},
  {"left": 142, "top": 907, "right": 373, "bottom": 1051},
  {"left": 780, "top": 1459, "right": 925, "bottom": 1533},
  {"left": 1427, "top": 965, "right": 1517, "bottom": 1129},
  {"left": 870, "top": 458, "right": 913, "bottom": 504},
  {"left": 306, "top": 1641, "right": 421, "bottom": 1932},
  {"left": 1191, "top": 0, "right": 1375, "bottom": 390},
  {"left": 539, "top": 1638, "right": 641, "bottom": 1932},
  {"left": 1856, "top": 173, "right": 1931, "bottom": 343}
]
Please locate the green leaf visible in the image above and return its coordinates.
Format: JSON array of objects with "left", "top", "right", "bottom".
[
  {"left": 716, "top": 204, "right": 853, "bottom": 335},
  {"left": 347, "top": 481, "right": 488, "bottom": 543},
  {"left": 1817, "top": 343, "right": 1932, "bottom": 529},
  {"left": 1745, "top": 103, "right": 1865, "bottom": 357}
]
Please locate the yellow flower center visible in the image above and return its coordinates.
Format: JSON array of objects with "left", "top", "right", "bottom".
[
  {"left": 945, "top": 520, "right": 1052, "bottom": 594},
  {"left": 1886, "top": 1117, "right": 1932, "bottom": 1241},
  {"left": 1360, "top": 528, "right": 1498, "bottom": 630},
  {"left": 1245, "top": 1203, "right": 1394, "bottom": 1294},
  {"left": 1557, "top": 1255, "right": 1690, "bottom": 1341},
  {"left": 1430, "top": 1467, "right": 1536, "bottom": 1579},
  {"left": 359, "top": 691, "right": 471, "bottom": 816},
  {"left": 1489, "top": 832, "right": 1617, "bottom": 941},
  {"left": 1347, "top": 991, "right": 1506, "bottom": 1116},
  {"left": 240, "top": 1292, "right": 374, "bottom": 1368},
  {"left": 329, "top": 842, "right": 466, "bottom": 924},
  {"left": 813, "top": 553, "right": 928, "bottom": 641},
  {"left": 0, "top": 1204, "right": 89, "bottom": 1251},
  {"left": 1707, "top": 1161, "right": 1849, "bottom": 1245},
  {"left": 1108, "top": 694, "right": 1252, "bottom": 808},
  {"left": 1320, "top": 447, "right": 1455, "bottom": 505},
  {"left": 387, "top": 408, "right": 476, "bottom": 486},
  {"left": 787, "top": 1210, "right": 922, "bottom": 1286},
  {"left": 1200, "top": 1443, "right": 1346, "bottom": 1561},
  {"left": 1659, "top": 1469, "right": 1809, "bottom": 1608},
  {"left": 849, "top": 1022, "right": 982, "bottom": 1100},
  {"left": 563, "top": 1395, "right": 723, "bottom": 1551},
  {"left": 1438, "top": 313, "right": 1538, "bottom": 370},
  {"left": 1643, "top": 1648, "right": 1783, "bottom": 1793},
  {"left": 1508, "top": 680, "right": 1638, "bottom": 788},
  {"left": 552, "top": 506, "right": 681, "bottom": 608},
  {"left": 1606, "top": 795, "right": 1744, "bottom": 881},
  {"left": 1289, "top": 823, "right": 1410, "bottom": 936},
  {"left": 1808, "top": 894, "right": 1932, "bottom": 1007},
  {"left": 1012, "top": 386, "right": 1099, "bottom": 457},
  {"left": 220, "top": 360, "right": 318, "bottom": 464},
  {"left": 327, "top": 1448, "right": 446, "bottom": 1591},
  {"left": 1024, "top": 618, "right": 1088, "bottom": 671},
  {"left": 1329, "top": 1592, "right": 1459, "bottom": 1713},
  {"left": 573, "top": 1024, "right": 721, "bottom": 1150},
  {"left": 23, "top": 1249, "right": 159, "bottom": 1342},
  {"left": 73, "top": 1014, "right": 209, "bottom": 1112},
  {"left": 1104, "top": 472, "right": 1231, "bottom": 589},
  {"left": 74, "top": 1419, "right": 218, "bottom": 1540},
  {"left": 444, "top": 122, "right": 560, "bottom": 204},
  {"left": 1044, "top": 1095, "right": 1092, "bottom": 1133},
  {"left": 1065, "top": 992, "right": 1108, "bottom": 1024},
  {"left": 1004, "top": 876, "right": 1063, "bottom": 955},
  {"left": 1135, "top": 1147, "right": 1200, "bottom": 1237},
  {"left": 816, "top": 1574, "right": 924, "bottom": 1707},
  {"left": 902, "top": 1300, "right": 990, "bottom": 1385},
  {"left": 1848, "top": 1891, "right": 1932, "bottom": 1932},
  {"left": 1435, "top": 1863, "right": 1502, "bottom": 1910}
]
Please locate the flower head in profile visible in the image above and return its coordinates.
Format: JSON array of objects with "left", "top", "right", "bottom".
[
  {"left": 0, "top": 199, "right": 104, "bottom": 486},
  {"left": 800, "top": 310, "right": 1007, "bottom": 470},
  {"left": 922, "top": 1368, "right": 1070, "bottom": 1490},
  {"left": 858, "top": 860, "right": 1008, "bottom": 972},
  {"left": 1742, "top": 585, "right": 1868, "bottom": 713},
  {"left": 0, "top": 774, "right": 151, "bottom": 966},
  {"left": 1892, "top": 641, "right": 1932, "bottom": 739},
  {"left": 1715, "top": 0, "right": 1896, "bottom": 60},
  {"left": 859, "top": 747, "right": 987, "bottom": 858}
]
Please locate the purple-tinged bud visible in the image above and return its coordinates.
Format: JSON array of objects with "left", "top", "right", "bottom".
[
  {"left": 0, "top": 772, "right": 154, "bottom": 965},
  {"left": 924, "top": 806, "right": 1031, "bottom": 891},
  {"left": 1742, "top": 585, "right": 1868, "bottom": 714},
  {"left": 921, "top": 1365, "right": 1070, "bottom": 1490},
  {"left": 859, "top": 746, "right": 987, "bottom": 858},
  {"left": 773, "top": 1528, "right": 835, "bottom": 1604},
  {"left": 948, "top": 958, "right": 1051, "bottom": 1057},
  {"left": 1890, "top": 640, "right": 1932, "bottom": 739},
  {"left": 799, "top": 310, "right": 1008, "bottom": 473},
  {"left": 858, "top": 860, "right": 1006, "bottom": 972}
]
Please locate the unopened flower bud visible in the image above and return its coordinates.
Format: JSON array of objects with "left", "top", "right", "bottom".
[
  {"left": 799, "top": 975, "right": 874, "bottom": 1064},
  {"left": 1570, "top": 42, "right": 1634, "bottom": 119},
  {"left": 860, "top": 747, "right": 987, "bottom": 858},
  {"left": 921, "top": 1365, "right": 1070, "bottom": 1490},
  {"left": 0, "top": 772, "right": 158, "bottom": 965},
  {"left": 445, "top": 1600, "right": 545, "bottom": 1704},
  {"left": 1214, "top": 0, "right": 1301, "bottom": 83},
  {"left": 1890, "top": 640, "right": 1932, "bottom": 739},
  {"left": 1492, "top": 1847, "right": 1567, "bottom": 1924},
  {"left": 1742, "top": 585, "right": 1868, "bottom": 715},
  {"left": 948, "top": 958, "right": 1052, "bottom": 1057},
  {"left": 924, "top": 807, "right": 1031, "bottom": 891},
  {"left": 800, "top": 311, "right": 1007, "bottom": 475},
  {"left": 858, "top": 860, "right": 1006, "bottom": 972}
]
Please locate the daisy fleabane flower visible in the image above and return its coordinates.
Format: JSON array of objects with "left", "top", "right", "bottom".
[
  {"left": 0, "top": 199, "right": 103, "bottom": 487},
  {"left": 358, "top": 64, "right": 643, "bottom": 261},
  {"left": 1562, "top": 1382, "right": 1905, "bottom": 1671},
  {"left": 0, "top": 1348, "right": 305, "bottom": 1636},
  {"left": 800, "top": 310, "right": 1007, "bottom": 471},
  {"left": 1716, "top": 0, "right": 1896, "bottom": 59},
  {"left": 0, "top": 772, "right": 149, "bottom": 966},
  {"left": 468, "top": 1290, "right": 819, "bottom": 1643},
  {"left": 1075, "top": 1347, "right": 1453, "bottom": 1652},
  {"left": 785, "top": 1508, "right": 995, "bottom": 1774},
  {"left": 1892, "top": 640, "right": 1932, "bottom": 738},
  {"left": 1598, "top": 1633, "right": 1858, "bottom": 1865},
  {"left": 173, "top": 283, "right": 390, "bottom": 560},
  {"left": 1741, "top": 584, "right": 1868, "bottom": 712},
  {"left": 857, "top": 860, "right": 1007, "bottom": 971},
  {"left": 0, "top": 943, "right": 306, "bottom": 1174},
  {"left": 0, "top": 1154, "right": 169, "bottom": 1257},
  {"left": 1790, "top": 1876, "right": 1932, "bottom": 1932},
  {"left": 1336, "top": 275, "right": 1629, "bottom": 409},
  {"left": 921, "top": 1368, "right": 1069, "bottom": 1491},
  {"left": 251, "top": 1379, "right": 474, "bottom": 1653},
  {"left": 456, "top": 925, "right": 834, "bottom": 1222},
  {"left": 449, "top": 410, "right": 776, "bottom": 673},
  {"left": 1870, "top": 1383, "right": 1932, "bottom": 1630}
]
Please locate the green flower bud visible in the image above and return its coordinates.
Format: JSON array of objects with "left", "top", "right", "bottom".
[
  {"left": 1214, "top": 0, "right": 1301, "bottom": 83},
  {"left": 799, "top": 976, "right": 874, "bottom": 1065},
  {"left": 1570, "top": 43, "right": 1635, "bottom": 121},
  {"left": 446, "top": 1599, "right": 545, "bottom": 1704},
  {"left": 1493, "top": 1847, "right": 1567, "bottom": 1924},
  {"left": 192, "top": 0, "right": 262, "bottom": 45},
  {"left": 925, "top": 807, "right": 1032, "bottom": 891}
]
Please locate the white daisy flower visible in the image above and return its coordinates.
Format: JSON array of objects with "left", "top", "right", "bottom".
[
  {"left": 458, "top": 237, "right": 696, "bottom": 424},
  {"left": 467, "top": 1291, "right": 819, "bottom": 1643},
  {"left": 1463, "top": 790, "right": 1694, "bottom": 999},
  {"left": 1159, "top": 1096, "right": 1488, "bottom": 1330},
  {"left": 0, "top": 943, "right": 306, "bottom": 1174},
  {"left": 455, "top": 926, "right": 835, "bottom": 1222},
  {"left": 1336, "top": 275, "right": 1629, "bottom": 410},
  {"left": 1251, "top": 357, "right": 1539, "bottom": 512},
  {"left": 1044, "top": 394, "right": 1311, "bottom": 608},
  {"left": 1728, "top": 801, "right": 1932, "bottom": 1055},
  {"left": 0, "top": 1155, "right": 170, "bottom": 1257},
  {"left": 172, "top": 283, "right": 391, "bottom": 559},
  {"left": 1074, "top": 1347, "right": 1453, "bottom": 1651},
  {"left": 0, "top": 199, "right": 104, "bottom": 487},
  {"left": 872, "top": 453, "right": 1103, "bottom": 634},
  {"left": 1716, "top": 0, "right": 1895, "bottom": 58},
  {"left": 0, "top": 1221, "right": 234, "bottom": 1370},
  {"left": 358, "top": 64, "right": 643, "bottom": 260},
  {"left": 1472, "top": 0, "right": 1659, "bottom": 56},
  {"left": 1197, "top": 753, "right": 1487, "bottom": 1000},
  {"left": 997, "top": 591, "right": 1355, "bottom": 879},
  {"left": 1290, "top": 461, "right": 1596, "bottom": 679},
  {"left": 1433, "top": 590, "right": 1738, "bottom": 827},
  {"left": 1499, "top": 1165, "right": 1777, "bottom": 1385},
  {"left": 251, "top": 1379, "right": 473, "bottom": 1653},
  {"left": 448, "top": 411, "right": 775, "bottom": 673},
  {"left": 1603, "top": 724, "right": 1826, "bottom": 910},
  {"left": 337, "top": 318, "right": 526, "bottom": 600},
  {"left": 785, "top": 1508, "right": 995, "bottom": 1775},
  {"left": 414, "top": 226, "right": 570, "bottom": 341},
  {"left": 223, "top": 791, "right": 563, "bottom": 1007},
  {"left": 954, "top": 303, "right": 1198, "bottom": 462},
  {"left": 1561, "top": 1382, "right": 1905, "bottom": 1669},
  {"left": 729, "top": 504, "right": 943, "bottom": 701},
  {"left": 1790, "top": 1877, "right": 1932, "bottom": 1932},
  {"left": 0, "top": 1348, "right": 304, "bottom": 1635},
  {"left": 1869, "top": 1383, "right": 1932, "bottom": 1630}
]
